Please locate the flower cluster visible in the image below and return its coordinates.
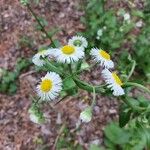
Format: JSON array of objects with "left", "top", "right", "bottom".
[
  {"left": 32, "top": 36, "right": 124, "bottom": 102},
  {"left": 30, "top": 35, "right": 126, "bottom": 124}
]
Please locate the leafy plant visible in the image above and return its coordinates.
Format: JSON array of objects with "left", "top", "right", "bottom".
[
  {"left": 20, "top": 1, "right": 150, "bottom": 150},
  {"left": 0, "top": 58, "right": 31, "bottom": 95}
]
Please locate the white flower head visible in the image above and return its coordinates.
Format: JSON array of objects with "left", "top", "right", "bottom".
[
  {"left": 90, "top": 48, "right": 114, "bottom": 69},
  {"left": 68, "top": 36, "right": 88, "bottom": 48},
  {"left": 80, "top": 107, "right": 92, "bottom": 123},
  {"left": 102, "top": 69, "right": 125, "bottom": 96},
  {"left": 97, "top": 29, "right": 103, "bottom": 36},
  {"left": 32, "top": 49, "right": 53, "bottom": 67},
  {"left": 124, "top": 13, "right": 130, "bottom": 21},
  {"left": 37, "top": 72, "right": 62, "bottom": 101},
  {"left": 54, "top": 45, "right": 85, "bottom": 64}
]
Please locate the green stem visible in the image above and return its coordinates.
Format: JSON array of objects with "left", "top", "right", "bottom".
[
  {"left": 68, "top": 64, "right": 72, "bottom": 74},
  {"left": 27, "top": 4, "right": 55, "bottom": 47},
  {"left": 44, "top": 59, "right": 65, "bottom": 76},
  {"left": 125, "top": 82, "right": 150, "bottom": 94},
  {"left": 126, "top": 60, "right": 136, "bottom": 81},
  {"left": 76, "top": 60, "right": 82, "bottom": 71},
  {"left": 121, "top": 96, "right": 146, "bottom": 112},
  {"left": 73, "top": 77, "right": 105, "bottom": 93},
  {"left": 75, "top": 62, "right": 98, "bottom": 75},
  {"left": 91, "top": 87, "right": 96, "bottom": 108}
]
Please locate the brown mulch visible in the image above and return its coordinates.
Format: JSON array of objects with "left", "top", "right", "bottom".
[{"left": 0, "top": 0, "right": 119, "bottom": 149}]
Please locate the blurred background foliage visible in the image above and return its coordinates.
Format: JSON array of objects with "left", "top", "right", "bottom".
[{"left": 81, "top": 0, "right": 150, "bottom": 83}]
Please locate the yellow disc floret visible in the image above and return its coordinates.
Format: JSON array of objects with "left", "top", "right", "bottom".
[
  {"left": 99, "top": 50, "right": 110, "bottom": 60},
  {"left": 40, "top": 79, "right": 53, "bottom": 92},
  {"left": 112, "top": 73, "right": 123, "bottom": 86},
  {"left": 61, "top": 45, "right": 75, "bottom": 55}
]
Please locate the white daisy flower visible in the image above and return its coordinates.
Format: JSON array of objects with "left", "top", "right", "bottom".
[
  {"left": 80, "top": 107, "right": 92, "bottom": 123},
  {"left": 37, "top": 72, "right": 62, "bottom": 101},
  {"left": 68, "top": 36, "right": 88, "bottom": 48},
  {"left": 32, "top": 49, "right": 53, "bottom": 67},
  {"left": 54, "top": 45, "right": 85, "bottom": 64},
  {"left": 90, "top": 48, "right": 114, "bottom": 69},
  {"left": 102, "top": 69, "right": 125, "bottom": 96}
]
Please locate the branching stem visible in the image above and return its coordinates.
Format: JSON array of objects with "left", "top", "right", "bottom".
[{"left": 26, "top": 4, "right": 55, "bottom": 47}]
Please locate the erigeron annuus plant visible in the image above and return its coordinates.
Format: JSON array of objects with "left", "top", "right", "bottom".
[
  {"left": 20, "top": 0, "right": 150, "bottom": 129},
  {"left": 29, "top": 33, "right": 150, "bottom": 124}
]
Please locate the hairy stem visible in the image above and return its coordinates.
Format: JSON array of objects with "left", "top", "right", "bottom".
[
  {"left": 91, "top": 87, "right": 96, "bottom": 108},
  {"left": 125, "top": 82, "right": 150, "bottom": 94},
  {"left": 73, "top": 77, "right": 105, "bottom": 93},
  {"left": 126, "top": 60, "right": 136, "bottom": 81},
  {"left": 27, "top": 4, "right": 55, "bottom": 47},
  {"left": 121, "top": 96, "right": 146, "bottom": 112}
]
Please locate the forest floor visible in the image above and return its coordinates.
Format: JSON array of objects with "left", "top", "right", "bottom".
[{"left": 0, "top": 0, "right": 136, "bottom": 149}]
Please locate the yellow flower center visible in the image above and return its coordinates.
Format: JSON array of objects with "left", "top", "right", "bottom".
[
  {"left": 40, "top": 79, "right": 53, "bottom": 92},
  {"left": 61, "top": 45, "right": 75, "bottom": 55},
  {"left": 99, "top": 50, "right": 110, "bottom": 60},
  {"left": 112, "top": 73, "right": 123, "bottom": 86}
]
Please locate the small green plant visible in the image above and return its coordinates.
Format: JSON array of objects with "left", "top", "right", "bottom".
[
  {"left": 18, "top": 35, "right": 34, "bottom": 48},
  {"left": 0, "top": 58, "right": 31, "bottom": 95}
]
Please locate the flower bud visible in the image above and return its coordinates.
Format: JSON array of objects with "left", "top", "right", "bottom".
[{"left": 80, "top": 107, "right": 92, "bottom": 123}]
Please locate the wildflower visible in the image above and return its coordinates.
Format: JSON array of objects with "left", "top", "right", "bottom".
[
  {"left": 54, "top": 45, "right": 85, "bottom": 64},
  {"left": 97, "top": 29, "right": 103, "bottom": 36},
  {"left": 124, "top": 13, "right": 130, "bottom": 21},
  {"left": 136, "top": 20, "right": 143, "bottom": 28},
  {"left": 96, "top": 29, "right": 103, "bottom": 40},
  {"left": 90, "top": 48, "right": 114, "bottom": 69},
  {"left": 102, "top": 69, "right": 125, "bottom": 96},
  {"left": 68, "top": 36, "right": 88, "bottom": 48},
  {"left": 32, "top": 49, "right": 53, "bottom": 67},
  {"left": 80, "top": 107, "right": 92, "bottom": 123},
  {"left": 123, "top": 13, "right": 131, "bottom": 23},
  {"left": 37, "top": 72, "right": 62, "bottom": 101}
]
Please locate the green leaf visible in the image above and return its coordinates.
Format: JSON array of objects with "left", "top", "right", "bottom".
[
  {"left": 104, "top": 123, "right": 131, "bottom": 145},
  {"left": 89, "top": 144, "right": 103, "bottom": 150},
  {"left": 63, "top": 77, "right": 78, "bottom": 95},
  {"left": 132, "top": 10, "right": 144, "bottom": 18},
  {"left": 53, "top": 39, "right": 61, "bottom": 47},
  {"left": 47, "top": 27, "right": 61, "bottom": 38},
  {"left": 81, "top": 61, "right": 90, "bottom": 70},
  {"left": 63, "top": 77, "right": 76, "bottom": 90},
  {"left": 119, "top": 105, "right": 132, "bottom": 127},
  {"left": 8, "top": 83, "right": 17, "bottom": 94}
]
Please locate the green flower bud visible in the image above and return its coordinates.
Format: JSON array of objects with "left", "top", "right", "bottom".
[{"left": 80, "top": 107, "right": 92, "bottom": 123}]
